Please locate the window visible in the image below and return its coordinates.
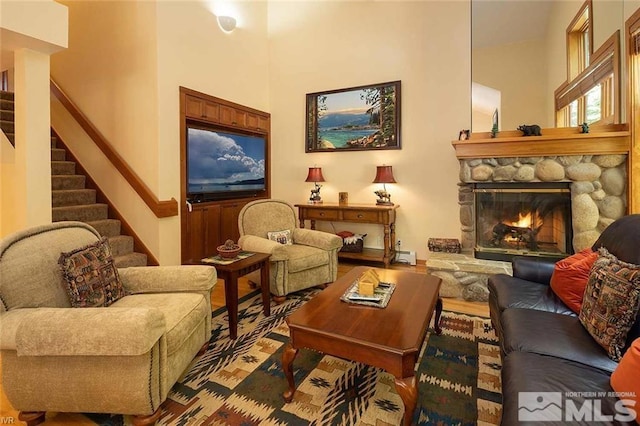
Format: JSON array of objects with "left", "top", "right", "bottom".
[
  {"left": 566, "top": 0, "right": 592, "bottom": 80},
  {"left": 555, "top": 1, "right": 619, "bottom": 128}
]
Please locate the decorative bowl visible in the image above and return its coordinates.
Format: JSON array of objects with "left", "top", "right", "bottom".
[{"left": 217, "top": 240, "right": 241, "bottom": 259}]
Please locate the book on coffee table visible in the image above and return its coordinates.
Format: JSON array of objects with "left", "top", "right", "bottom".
[{"left": 340, "top": 280, "right": 396, "bottom": 308}]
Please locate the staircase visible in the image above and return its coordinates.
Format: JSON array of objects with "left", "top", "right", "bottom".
[
  {"left": 0, "top": 91, "right": 14, "bottom": 145},
  {"left": 1, "top": 90, "right": 148, "bottom": 267}
]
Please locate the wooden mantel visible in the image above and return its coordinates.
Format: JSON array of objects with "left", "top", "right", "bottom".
[{"left": 452, "top": 124, "right": 630, "bottom": 159}]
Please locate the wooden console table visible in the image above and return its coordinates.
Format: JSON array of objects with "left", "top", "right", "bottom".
[{"left": 295, "top": 203, "right": 399, "bottom": 268}]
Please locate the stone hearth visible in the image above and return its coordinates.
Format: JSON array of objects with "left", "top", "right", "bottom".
[{"left": 427, "top": 252, "right": 511, "bottom": 302}]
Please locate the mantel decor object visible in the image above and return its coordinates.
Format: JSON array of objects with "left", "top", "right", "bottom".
[
  {"left": 305, "top": 81, "right": 401, "bottom": 152},
  {"left": 372, "top": 165, "right": 396, "bottom": 206},
  {"left": 491, "top": 109, "right": 499, "bottom": 138},
  {"left": 305, "top": 167, "right": 325, "bottom": 204}
]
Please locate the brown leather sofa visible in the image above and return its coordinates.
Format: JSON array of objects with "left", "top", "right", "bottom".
[{"left": 488, "top": 214, "right": 640, "bottom": 425}]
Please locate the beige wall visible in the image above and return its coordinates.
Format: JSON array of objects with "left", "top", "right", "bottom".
[
  {"left": 50, "top": 0, "right": 162, "bottom": 256},
  {"left": 0, "top": 0, "right": 67, "bottom": 238},
  {"left": 154, "top": 0, "right": 269, "bottom": 264},
  {"left": 268, "top": 1, "right": 470, "bottom": 261},
  {"left": 49, "top": 0, "right": 270, "bottom": 264},
  {"left": 473, "top": 39, "right": 548, "bottom": 131}
]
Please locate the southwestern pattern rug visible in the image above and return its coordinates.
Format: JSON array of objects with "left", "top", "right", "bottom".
[{"left": 150, "top": 289, "right": 502, "bottom": 426}]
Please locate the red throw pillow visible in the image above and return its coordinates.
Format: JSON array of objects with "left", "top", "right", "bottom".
[
  {"left": 550, "top": 248, "right": 599, "bottom": 313},
  {"left": 610, "top": 337, "right": 640, "bottom": 424}
]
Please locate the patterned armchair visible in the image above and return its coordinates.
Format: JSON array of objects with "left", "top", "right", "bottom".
[
  {"left": 0, "top": 221, "right": 216, "bottom": 425},
  {"left": 238, "top": 199, "right": 343, "bottom": 303}
]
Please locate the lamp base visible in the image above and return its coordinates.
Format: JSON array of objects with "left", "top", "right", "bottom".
[{"left": 376, "top": 200, "right": 394, "bottom": 206}]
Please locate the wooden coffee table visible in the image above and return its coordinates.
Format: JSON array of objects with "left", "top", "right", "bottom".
[
  {"left": 202, "top": 252, "right": 271, "bottom": 340},
  {"left": 282, "top": 266, "right": 442, "bottom": 425}
]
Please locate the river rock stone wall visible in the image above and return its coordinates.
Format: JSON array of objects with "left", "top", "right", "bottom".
[{"left": 458, "top": 154, "right": 627, "bottom": 253}]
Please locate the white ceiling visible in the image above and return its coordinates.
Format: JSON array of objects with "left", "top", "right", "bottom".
[{"left": 472, "top": 0, "right": 555, "bottom": 49}]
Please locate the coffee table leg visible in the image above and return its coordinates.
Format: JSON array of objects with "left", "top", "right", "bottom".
[
  {"left": 394, "top": 376, "right": 417, "bottom": 426},
  {"left": 260, "top": 260, "right": 271, "bottom": 317},
  {"left": 225, "top": 272, "right": 239, "bottom": 340},
  {"left": 435, "top": 297, "right": 443, "bottom": 335},
  {"left": 282, "top": 343, "right": 299, "bottom": 403}
]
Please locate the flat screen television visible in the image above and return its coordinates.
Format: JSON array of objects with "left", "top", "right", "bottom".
[{"left": 186, "top": 125, "right": 267, "bottom": 202}]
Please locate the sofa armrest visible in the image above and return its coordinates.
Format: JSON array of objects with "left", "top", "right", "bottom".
[
  {"left": 512, "top": 257, "right": 556, "bottom": 285},
  {"left": 3, "top": 307, "right": 165, "bottom": 356},
  {"left": 118, "top": 265, "right": 216, "bottom": 294},
  {"left": 238, "top": 235, "right": 289, "bottom": 261},
  {"left": 293, "top": 228, "right": 343, "bottom": 251}
]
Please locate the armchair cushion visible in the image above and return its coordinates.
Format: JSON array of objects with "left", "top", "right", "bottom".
[
  {"left": 112, "top": 293, "right": 209, "bottom": 356},
  {"left": 118, "top": 265, "right": 216, "bottom": 294},
  {"left": 284, "top": 245, "right": 330, "bottom": 273},
  {"left": 12, "top": 307, "right": 165, "bottom": 356},
  {"left": 293, "top": 228, "right": 343, "bottom": 251},
  {"left": 58, "top": 237, "right": 126, "bottom": 308},
  {"left": 238, "top": 235, "right": 289, "bottom": 260}
]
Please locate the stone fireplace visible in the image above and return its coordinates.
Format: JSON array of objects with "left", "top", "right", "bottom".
[
  {"left": 458, "top": 153, "right": 628, "bottom": 256},
  {"left": 473, "top": 182, "right": 572, "bottom": 262},
  {"left": 425, "top": 126, "right": 631, "bottom": 302}
]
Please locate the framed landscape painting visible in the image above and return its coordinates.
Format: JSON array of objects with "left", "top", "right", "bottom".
[{"left": 305, "top": 81, "right": 401, "bottom": 152}]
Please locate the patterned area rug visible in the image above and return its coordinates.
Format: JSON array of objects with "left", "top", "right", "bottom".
[{"left": 152, "top": 289, "right": 502, "bottom": 425}]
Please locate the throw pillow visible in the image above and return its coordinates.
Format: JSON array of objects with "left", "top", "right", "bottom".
[
  {"left": 550, "top": 248, "right": 599, "bottom": 313},
  {"left": 610, "top": 337, "right": 640, "bottom": 421},
  {"left": 58, "top": 237, "right": 127, "bottom": 308},
  {"left": 267, "top": 229, "right": 292, "bottom": 245},
  {"left": 579, "top": 248, "right": 640, "bottom": 361}
]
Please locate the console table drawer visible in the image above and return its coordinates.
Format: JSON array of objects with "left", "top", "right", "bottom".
[
  {"left": 304, "top": 209, "right": 340, "bottom": 220},
  {"left": 342, "top": 210, "right": 379, "bottom": 222}
]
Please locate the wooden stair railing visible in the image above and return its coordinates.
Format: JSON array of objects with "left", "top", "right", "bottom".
[{"left": 50, "top": 79, "right": 178, "bottom": 218}]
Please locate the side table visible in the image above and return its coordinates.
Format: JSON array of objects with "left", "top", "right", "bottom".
[
  {"left": 295, "top": 203, "right": 399, "bottom": 268},
  {"left": 201, "top": 252, "right": 271, "bottom": 339}
]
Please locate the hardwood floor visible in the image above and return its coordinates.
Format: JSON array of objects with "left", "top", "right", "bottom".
[{"left": 0, "top": 261, "right": 489, "bottom": 424}]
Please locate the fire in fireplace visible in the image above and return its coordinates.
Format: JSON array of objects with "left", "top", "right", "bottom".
[{"left": 474, "top": 183, "right": 573, "bottom": 261}]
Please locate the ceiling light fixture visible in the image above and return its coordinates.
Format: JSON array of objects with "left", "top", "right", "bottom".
[{"left": 217, "top": 15, "right": 237, "bottom": 33}]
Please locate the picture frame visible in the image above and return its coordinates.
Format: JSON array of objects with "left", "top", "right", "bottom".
[{"left": 305, "top": 81, "right": 401, "bottom": 153}]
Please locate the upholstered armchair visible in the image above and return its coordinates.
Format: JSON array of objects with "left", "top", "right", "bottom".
[
  {"left": 238, "top": 199, "right": 343, "bottom": 302},
  {"left": 0, "top": 221, "right": 216, "bottom": 425}
]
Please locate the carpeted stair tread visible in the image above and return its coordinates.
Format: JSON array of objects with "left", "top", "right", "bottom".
[
  {"left": 0, "top": 91, "right": 14, "bottom": 101},
  {"left": 0, "top": 110, "right": 13, "bottom": 121},
  {"left": 51, "top": 137, "right": 57, "bottom": 149},
  {"left": 51, "top": 189, "right": 96, "bottom": 207},
  {"left": 114, "top": 252, "right": 147, "bottom": 268},
  {"left": 52, "top": 175, "right": 86, "bottom": 190},
  {"left": 52, "top": 203, "right": 108, "bottom": 222},
  {"left": 107, "top": 235, "right": 134, "bottom": 257},
  {"left": 51, "top": 148, "right": 66, "bottom": 161},
  {"left": 51, "top": 161, "right": 76, "bottom": 175},
  {"left": 87, "top": 219, "right": 122, "bottom": 238},
  {"left": 0, "top": 121, "right": 14, "bottom": 134},
  {"left": 0, "top": 99, "right": 13, "bottom": 110}
]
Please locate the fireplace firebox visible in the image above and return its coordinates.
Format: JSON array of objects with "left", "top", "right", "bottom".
[{"left": 474, "top": 183, "right": 573, "bottom": 262}]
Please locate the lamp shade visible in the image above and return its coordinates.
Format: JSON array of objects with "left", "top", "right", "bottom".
[
  {"left": 372, "top": 165, "right": 396, "bottom": 184},
  {"left": 305, "top": 167, "right": 325, "bottom": 182}
]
